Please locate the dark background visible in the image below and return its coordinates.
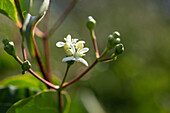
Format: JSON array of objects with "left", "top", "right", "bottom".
[{"left": 0, "top": 0, "right": 170, "bottom": 113}]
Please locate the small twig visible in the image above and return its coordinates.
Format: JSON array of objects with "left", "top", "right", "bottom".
[
  {"left": 46, "top": 0, "right": 78, "bottom": 37},
  {"left": 62, "top": 60, "right": 98, "bottom": 89},
  {"left": 90, "top": 30, "right": 100, "bottom": 58},
  {"left": 100, "top": 57, "right": 113, "bottom": 62},
  {"left": 99, "top": 48, "right": 109, "bottom": 59},
  {"left": 22, "top": 47, "right": 27, "bottom": 61},
  {"left": 20, "top": 29, "right": 27, "bottom": 61}
]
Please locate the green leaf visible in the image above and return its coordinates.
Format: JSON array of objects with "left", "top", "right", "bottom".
[
  {"left": 22, "top": 0, "right": 50, "bottom": 57},
  {"left": 0, "top": 86, "right": 38, "bottom": 113},
  {"left": 0, "top": 73, "right": 47, "bottom": 91},
  {"left": 0, "top": 0, "right": 19, "bottom": 26},
  {"left": 7, "top": 90, "right": 71, "bottom": 113},
  {"left": 19, "top": 0, "right": 32, "bottom": 18}
]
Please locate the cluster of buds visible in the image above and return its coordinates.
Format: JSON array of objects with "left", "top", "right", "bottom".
[
  {"left": 107, "top": 31, "right": 124, "bottom": 56},
  {"left": 86, "top": 16, "right": 124, "bottom": 61}
]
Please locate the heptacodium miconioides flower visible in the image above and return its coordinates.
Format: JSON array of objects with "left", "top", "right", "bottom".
[{"left": 56, "top": 34, "right": 89, "bottom": 66}]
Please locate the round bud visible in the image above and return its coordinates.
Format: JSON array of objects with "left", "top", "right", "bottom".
[
  {"left": 3, "top": 41, "right": 16, "bottom": 57},
  {"left": 107, "top": 35, "right": 121, "bottom": 50},
  {"left": 114, "top": 43, "right": 124, "bottom": 55},
  {"left": 22, "top": 60, "right": 31, "bottom": 74},
  {"left": 113, "top": 31, "right": 120, "bottom": 38},
  {"left": 2, "top": 38, "right": 9, "bottom": 45},
  {"left": 86, "top": 16, "right": 96, "bottom": 31}
]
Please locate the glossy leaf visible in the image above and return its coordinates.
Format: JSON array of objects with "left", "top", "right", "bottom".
[
  {"left": 7, "top": 90, "right": 71, "bottom": 113},
  {"left": 0, "top": 86, "right": 38, "bottom": 113},
  {"left": 0, "top": 0, "right": 19, "bottom": 26},
  {"left": 0, "top": 73, "right": 47, "bottom": 91},
  {"left": 22, "top": 0, "right": 50, "bottom": 57}
]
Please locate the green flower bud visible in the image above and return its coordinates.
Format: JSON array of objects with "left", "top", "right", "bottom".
[
  {"left": 22, "top": 60, "right": 31, "bottom": 74},
  {"left": 107, "top": 34, "right": 121, "bottom": 50},
  {"left": 2, "top": 38, "right": 16, "bottom": 57},
  {"left": 2, "top": 38, "right": 9, "bottom": 45},
  {"left": 86, "top": 16, "right": 96, "bottom": 31},
  {"left": 67, "top": 60, "right": 74, "bottom": 66},
  {"left": 113, "top": 31, "right": 120, "bottom": 38},
  {"left": 114, "top": 43, "right": 124, "bottom": 55}
]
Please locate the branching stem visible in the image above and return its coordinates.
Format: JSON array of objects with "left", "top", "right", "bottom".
[
  {"left": 14, "top": 56, "right": 59, "bottom": 90},
  {"left": 62, "top": 60, "right": 98, "bottom": 89},
  {"left": 60, "top": 64, "right": 71, "bottom": 88}
]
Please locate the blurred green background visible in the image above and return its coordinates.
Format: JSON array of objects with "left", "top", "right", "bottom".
[{"left": 1, "top": 0, "right": 170, "bottom": 113}]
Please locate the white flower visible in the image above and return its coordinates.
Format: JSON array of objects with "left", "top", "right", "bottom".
[
  {"left": 56, "top": 34, "right": 86, "bottom": 55},
  {"left": 56, "top": 34, "right": 89, "bottom": 66},
  {"left": 62, "top": 44, "right": 89, "bottom": 66}
]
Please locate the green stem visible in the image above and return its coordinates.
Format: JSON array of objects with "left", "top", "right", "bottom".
[
  {"left": 58, "top": 64, "right": 71, "bottom": 113},
  {"left": 20, "top": 29, "right": 27, "bottom": 61},
  {"left": 14, "top": 56, "right": 23, "bottom": 65},
  {"left": 60, "top": 64, "right": 71, "bottom": 88},
  {"left": 62, "top": 60, "right": 98, "bottom": 89},
  {"left": 99, "top": 48, "right": 109, "bottom": 59},
  {"left": 99, "top": 57, "right": 113, "bottom": 62}
]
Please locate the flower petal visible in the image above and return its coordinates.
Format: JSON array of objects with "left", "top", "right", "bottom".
[
  {"left": 79, "top": 47, "right": 89, "bottom": 54},
  {"left": 72, "top": 39, "right": 78, "bottom": 44},
  {"left": 56, "top": 42, "right": 65, "bottom": 47},
  {"left": 77, "top": 41, "right": 85, "bottom": 44},
  {"left": 76, "top": 57, "right": 88, "bottom": 66},
  {"left": 70, "top": 44, "right": 75, "bottom": 53},
  {"left": 62, "top": 56, "right": 74, "bottom": 62},
  {"left": 66, "top": 34, "right": 71, "bottom": 42}
]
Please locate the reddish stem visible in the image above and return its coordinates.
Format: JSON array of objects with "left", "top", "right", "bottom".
[
  {"left": 58, "top": 91, "right": 63, "bottom": 113},
  {"left": 15, "top": 57, "right": 59, "bottom": 90},
  {"left": 91, "top": 30, "right": 100, "bottom": 58},
  {"left": 29, "top": 69, "right": 59, "bottom": 90},
  {"left": 43, "top": 2, "right": 52, "bottom": 77}
]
